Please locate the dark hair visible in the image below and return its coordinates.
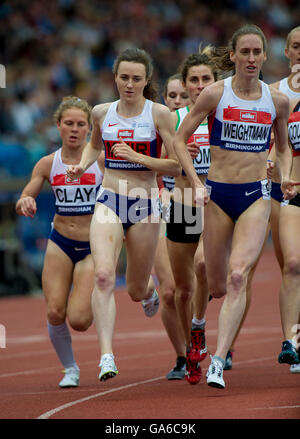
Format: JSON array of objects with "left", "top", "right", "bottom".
[
  {"left": 180, "top": 45, "right": 218, "bottom": 83},
  {"left": 112, "top": 47, "right": 159, "bottom": 101},
  {"left": 54, "top": 96, "right": 91, "bottom": 124},
  {"left": 163, "top": 73, "right": 183, "bottom": 98},
  {"left": 211, "top": 24, "right": 267, "bottom": 72}
]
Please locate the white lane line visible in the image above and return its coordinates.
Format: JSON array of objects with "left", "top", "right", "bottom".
[
  {"left": 36, "top": 355, "right": 277, "bottom": 419},
  {"left": 250, "top": 405, "right": 300, "bottom": 410},
  {"left": 37, "top": 376, "right": 165, "bottom": 419}
]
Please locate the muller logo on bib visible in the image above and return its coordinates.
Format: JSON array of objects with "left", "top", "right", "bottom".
[
  {"left": 118, "top": 129, "right": 134, "bottom": 139},
  {"left": 240, "top": 111, "right": 257, "bottom": 122}
]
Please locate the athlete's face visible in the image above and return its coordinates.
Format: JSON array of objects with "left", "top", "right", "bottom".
[
  {"left": 230, "top": 34, "right": 266, "bottom": 78},
  {"left": 184, "top": 65, "right": 215, "bottom": 104},
  {"left": 115, "top": 61, "right": 148, "bottom": 101},
  {"left": 57, "top": 108, "right": 89, "bottom": 149},
  {"left": 285, "top": 30, "right": 300, "bottom": 70},
  {"left": 164, "top": 79, "right": 190, "bottom": 111}
]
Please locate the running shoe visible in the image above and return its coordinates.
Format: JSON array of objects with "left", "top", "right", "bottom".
[
  {"left": 167, "top": 356, "right": 186, "bottom": 380},
  {"left": 278, "top": 340, "right": 300, "bottom": 365},
  {"left": 289, "top": 348, "right": 300, "bottom": 373},
  {"left": 185, "top": 348, "right": 202, "bottom": 385},
  {"left": 224, "top": 350, "right": 233, "bottom": 370},
  {"left": 141, "top": 289, "right": 160, "bottom": 317},
  {"left": 59, "top": 366, "right": 80, "bottom": 388},
  {"left": 206, "top": 356, "right": 225, "bottom": 389},
  {"left": 99, "top": 354, "right": 119, "bottom": 382},
  {"left": 189, "top": 326, "right": 207, "bottom": 363},
  {"left": 290, "top": 363, "right": 300, "bottom": 373}
]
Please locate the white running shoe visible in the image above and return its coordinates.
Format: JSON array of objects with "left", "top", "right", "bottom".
[
  {"left": 141, "top": 289, "right": 160, "bottom": 317},
  {"left": 99, "top": 354, "right": 118, "bottom": 382},
  {"left": 206, "top": 357, "right": 225, "bottom": 389},
  {"left": 59, "top": 366, "right": 80, "bottom": 388},
  {"left": 290, "top": 363, "right": 300, "bottom": 374}
]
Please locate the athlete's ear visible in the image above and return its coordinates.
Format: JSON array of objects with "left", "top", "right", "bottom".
[{"left": 229, "top": 50, "right": 235, "bottom": 64}]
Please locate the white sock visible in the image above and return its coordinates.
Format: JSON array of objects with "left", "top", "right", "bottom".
[{"left": 47, "top": 321, "right": 78, "bottom": 370}]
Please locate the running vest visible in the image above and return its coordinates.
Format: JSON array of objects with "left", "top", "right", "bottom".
[
  {"left": 288, "top": 100, "right": 300, "bottom": 157},
  {"left": 102, "top": 99, "right": 162, "bottom": 171},
  {"left": 162, "top": 106, "right": 210, "bottom": 190},
  {"left": 176, "top": 106, "right": 210, "bottom": 176},
  {"left": 208, "top": 76, "right": 276, "bottom": 152},
  {"left": 279, "top": 77, "right": 300, "bottom": 100},
  {"left": 50, "top": 148, "right": 103, "bottom": 216}
]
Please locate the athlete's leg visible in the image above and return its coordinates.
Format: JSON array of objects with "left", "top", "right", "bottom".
[
  {"left": 229, "top": 222, "right": 270, "bottom": 353},
  {"left": 214, "top": 198, "right": 271, "bottom": 360},
  {"left": 193, "top": 234, "right": 209, "bottom": 321},
  {"left": 270, "top": 198, "right": 284, "bottom": 271},
  {"left": 42, "top": 240, "right": 78, "bottom": 372},
  {"left": 154, "top": 229, "right": 185, "bottom": 358},
  {"left": 90, "top": 203, "right": 124, "bottom": 357},
  {"left": 67, "top": 254, "right": 95, "bottom": 331},
  {"left": 125, "top": 215, "right": 160, "bottom": 302},
  {"left": 278, "top": 204, "right": 300, "bottom": 342},
  {"left": 167, "top": 239, "right": 198, "bottom": 347}
]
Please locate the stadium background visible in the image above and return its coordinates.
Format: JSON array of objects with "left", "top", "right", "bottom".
[{"left": 0, "top": 0, "right": 299, "bottom": 296}]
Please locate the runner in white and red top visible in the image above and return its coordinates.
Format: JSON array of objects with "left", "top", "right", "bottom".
[
  {"left": 174, "top": 24, "right": 298, "bottom": 390},
  {"left": 66, "top": 48, "right": 180, "bottom": 383},
  {"left": 16, "top": 96, "right": 103, "bottom": 389}
]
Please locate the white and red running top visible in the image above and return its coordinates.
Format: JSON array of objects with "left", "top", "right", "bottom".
[
  {"left": 50, "top": 148, "right": 103, "bottom": 216},
  {"left": 101, "top": 99, "right": 162, "bottom": 171},
  {"left": 208, "top": 76, "right": 276, "bottom": 153}
]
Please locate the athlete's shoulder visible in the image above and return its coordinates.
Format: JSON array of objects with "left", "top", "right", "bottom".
[
  {"left": 92, "top": 102, "right": 112, "bottom": 120},
  {"left": 194, "top": 79, "right": 224, "bottom": 112},
  {"left": 269, "top": 80, "right": 280, "bottom": 90},
  {"left": 152, "top": 101, "right": 171, "bottom": 115},
  {"left": 32, "top": 151, "right": 55, "bottom": 177}
]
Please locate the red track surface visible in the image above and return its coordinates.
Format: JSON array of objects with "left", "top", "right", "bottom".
[{"left": 0, "top": 246, "right": 299, "bottom": 420}]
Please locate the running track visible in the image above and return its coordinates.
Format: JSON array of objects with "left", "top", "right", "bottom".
[{"left": 0, "top": 245, "right": 299, "bottom": 421}]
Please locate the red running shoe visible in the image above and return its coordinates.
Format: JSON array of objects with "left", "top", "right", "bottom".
[
  {"left": 189, "top": 327, "right": 207, "bottom": 363},
  {"left": 185, "top": 348, "right": 202, "bottom": 385}
]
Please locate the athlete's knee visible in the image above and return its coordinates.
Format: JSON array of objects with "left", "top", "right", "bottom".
[
  {"left": 161, "top": 285, "right": 176, "bottom": 309},
  {"left": 176, "top": 285, "right": 193, "bottom": 303},
  {"left": 47, "top": 306, "right": 67, "bottom": 325},
  {"left": 283, "top": 258, "right": 300, "bottom": 278},
  {"left": 210, "top": 288, "right": 226, "bottom": 299},
  {"left": 94, "top": 266, "right": 115, "bottom": 291},
  {"left": 127, "top": 279, "right": 148, "bottom": 301},
  {"left": 69, "top": 314, "right": 92, "bottom": 332},
  {"left": 227, "top": 267, "right": 247, "bottom": 295}
]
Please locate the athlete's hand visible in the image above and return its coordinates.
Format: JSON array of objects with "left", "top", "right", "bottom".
[
  {"left": 17, "top": 196, "right": 37, "bottom": 218},
  {"left": 66, "top": 165, "right": 85, "bottom": 181},
  {"left": 281, "top": 180, "right": 300, "bottom": 200},
  {"left": 112, "top": 138, "right": 138, "bottom": 162},
  {"left": 186, "top": 142, "right": 200, "bottom": 159},
  {"left": 194, "top": 183, "right": 209, "bottom": 207}
]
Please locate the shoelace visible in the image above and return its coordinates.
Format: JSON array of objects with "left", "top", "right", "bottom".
[{"left": 100, "top": 356, "right": 114, "bottom": 368}]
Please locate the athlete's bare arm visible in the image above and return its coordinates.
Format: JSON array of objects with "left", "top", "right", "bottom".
[{"left": 16, "top": 154, "right": 53, "bottom": 218}]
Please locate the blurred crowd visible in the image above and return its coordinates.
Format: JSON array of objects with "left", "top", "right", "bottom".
[{"left": 1, "top": 0, "right": 300, "bottom": 177}]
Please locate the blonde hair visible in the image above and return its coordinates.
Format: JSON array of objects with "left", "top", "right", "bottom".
[
  {"left": 54, "top": 96, "right": 92, "bottom": 125},
  {"left": 285, "top": 26, "right": 300, "bottom": 49}
]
